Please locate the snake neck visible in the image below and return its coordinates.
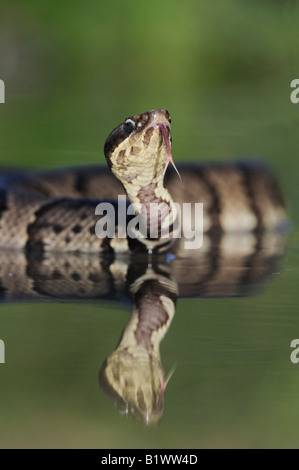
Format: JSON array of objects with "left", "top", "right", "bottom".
[{"left": 123, "top": 178, "right": 179, "bottom": 250}]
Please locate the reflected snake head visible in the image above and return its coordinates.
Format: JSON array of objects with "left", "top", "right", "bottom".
[{"left": 99, "top": 352, "right": 170, "bottom": 426}]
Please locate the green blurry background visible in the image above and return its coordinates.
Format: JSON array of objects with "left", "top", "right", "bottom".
[{"left": 0, "top": 0, "right": 299, "bottom": 449}]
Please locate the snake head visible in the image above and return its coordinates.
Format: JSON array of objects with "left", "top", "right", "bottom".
[
  {"left": 104, "top": 109, "right": 171, "bottom": 160},
  {"left": 104, "top": 109, "right": 173, "bottom": 191}
]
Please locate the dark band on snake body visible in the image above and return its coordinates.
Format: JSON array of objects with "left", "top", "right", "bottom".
[
  {"left": 0, "top": 189, "right": 8, "bottom": 217},
  {"left": 74, "top": 171, "right": 90, "bottom": 196},
  {"left": 238, "top": 164, "right": 265, "bottom": 230},
  {"left": 194, "top": 167, "right": 222, "bottom": 231}
]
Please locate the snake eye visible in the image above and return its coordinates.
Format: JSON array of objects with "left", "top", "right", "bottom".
[{"left": 124, "top": 118, "right": 136, "bottom": 133}]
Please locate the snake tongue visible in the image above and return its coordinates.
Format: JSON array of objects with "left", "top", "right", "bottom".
[
  {"left": 157, "top": 123, "right": 181, "bottom": 181},
  {"left": 152, "top": 365, "right": 176, "bottom": 417}
]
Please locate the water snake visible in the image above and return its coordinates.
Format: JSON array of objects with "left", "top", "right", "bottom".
[
  {"left": 0, "top": 109, "right": 288, "bottom": 424},
  {"left": 0, "top": 109, "right": 287, "bottom": 253}
]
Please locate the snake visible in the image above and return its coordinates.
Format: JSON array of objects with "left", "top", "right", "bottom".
[
  {"left": 0, "top": 109, "right": 287, "bottom": 253},
  {"left": 0, "top": 109, "right": 288, "bottom": 424}
]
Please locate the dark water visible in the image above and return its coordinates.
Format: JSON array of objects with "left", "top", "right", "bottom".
[{"left": 1, "top": 0, "right": 299, "bottom": 449}]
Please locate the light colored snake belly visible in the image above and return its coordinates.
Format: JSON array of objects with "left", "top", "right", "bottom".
[{"left": 0, "top": 109, "right": 289, "bottom": 425}]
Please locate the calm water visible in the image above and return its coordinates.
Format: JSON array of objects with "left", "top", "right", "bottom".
[{"left": 1, "top": 0, "right": 299, "bottom": 449}]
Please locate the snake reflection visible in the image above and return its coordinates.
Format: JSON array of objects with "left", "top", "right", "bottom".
[{"left": 0, "top": 229, "right": 287, "bottom": 424}]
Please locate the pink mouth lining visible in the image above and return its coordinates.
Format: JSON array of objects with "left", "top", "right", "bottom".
[{"left": 157, "top": 123, "right": 181, "bottom": 181}]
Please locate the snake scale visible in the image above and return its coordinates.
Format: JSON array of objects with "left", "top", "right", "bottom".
[{"left": 0, "top": 109, "right": 288, "bottom": 424}]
